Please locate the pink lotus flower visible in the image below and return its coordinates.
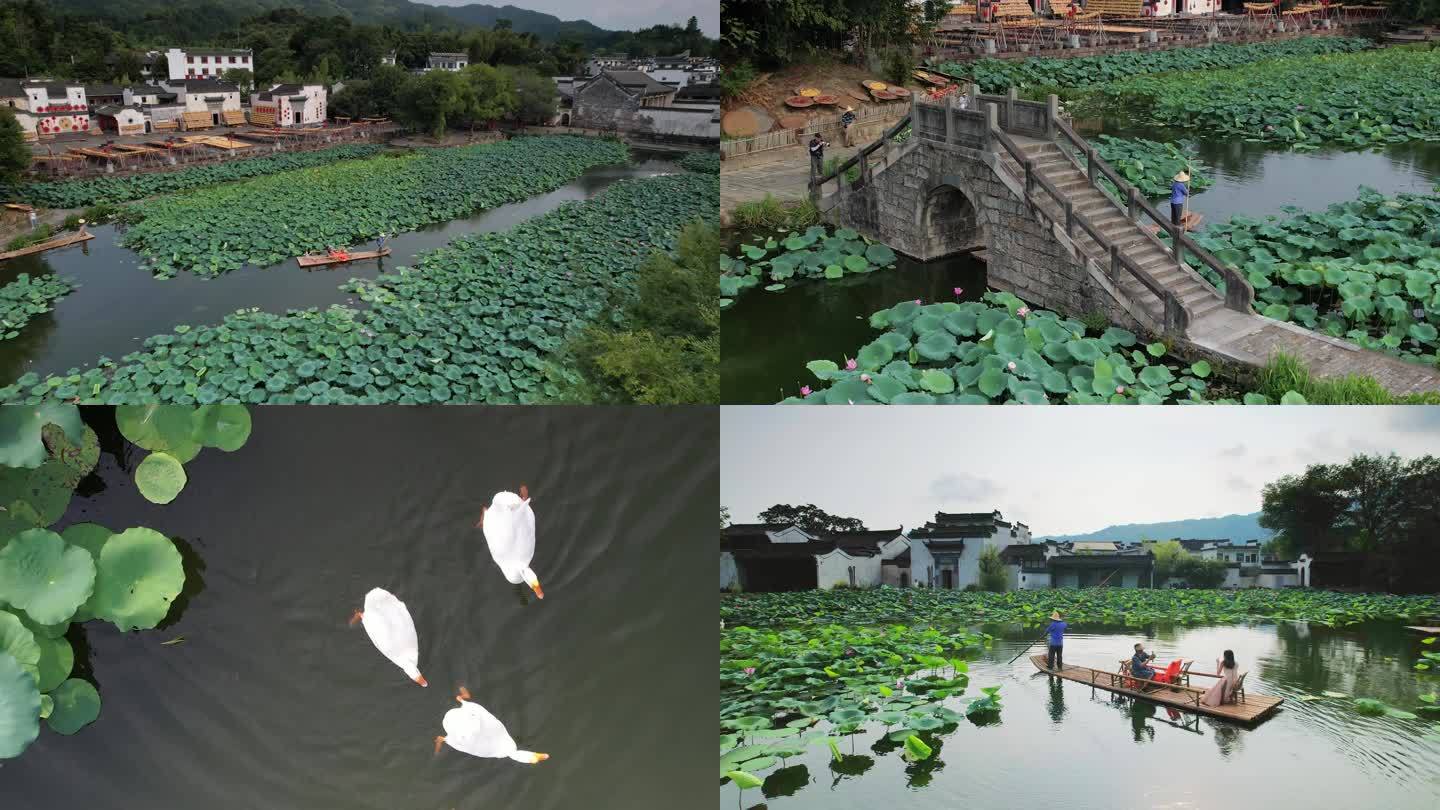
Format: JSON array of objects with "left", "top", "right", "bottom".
[
  {"left": 845, "top": 358, "right": 857, "bottom": 370},
  {"left": 1017, "top": 306, "right": 1030, "bottom": 317},
  {"left": 914, "top": 298, "right": 922, "bottom": 305},
  {"left": 744, "top": 667, "right": 755, "bottom": 676},
  {"left": 1116, "top": 385, "right": 1126, "bottom": 394},
  {"left": 861, "top": 373, "right": 872, "bottom": 383},
  {"left": 1007, "top": 361, "right": 1016, "bottom": 371},
  {"left": 800, "top": 385, "right": 812, "bottom": 396},
  {"left": 953, "top": 287, "right": 964, "bottom": 296}
]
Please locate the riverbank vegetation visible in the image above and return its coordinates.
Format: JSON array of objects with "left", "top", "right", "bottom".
[
  {"left": 0, "top": 145, "right": 385, "bottom": 209},
  {"left": 727, "top": 195, "right": 820, "bottom": 231},
  {"left": 1261, "top": 452, "right": 1440, "bottom": 592},
  {"left": 0, "top": 171, "right": 716, "bottom": 404},
  {"left": 721, "top": 588, "right": 1440, "bottom": 628},
  {"left": 120, "top": 136, "right": 627, "bottom": 277},
  {"left": 0, "top": 404, "right": 228, "bottom": 759},
  {"left": 679, "top": 151, "right": 720, "bottom": 175},
  {"left": 556, "top": 220, "right": 719, "bottom": 403}
]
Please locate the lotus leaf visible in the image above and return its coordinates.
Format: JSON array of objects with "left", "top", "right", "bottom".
[
  {"left": 34, "top": 635, "right": 72, "bottom": 693},
  {"left": 45, "top": 678, "right": 100, "bottom": 735},
  {"left": 0, "top": 611, "right": 39, "bottom": 683},
  {"left": 191, "top": 404, "right": 251, "bottom": 451},
  {"left": 0, "top": 652, "right": 40, "bottom": 759},
  {"left": 88, "top": 527, "right": 185, "bottom": 632},
  {"left": 0, "top": 404, "right": 82, "bottom": 468},
  {"left": 134, "top": 452, "right": 187, "bottom": 505},
  {"left": 0, "top": 529, "right": 96, "bottom": 625},
  {"left": 902, "top": 734, "right": 933, "bottom": 760},
  {"left": 0, "top": 275, "right": 77, "bottom": 345}
]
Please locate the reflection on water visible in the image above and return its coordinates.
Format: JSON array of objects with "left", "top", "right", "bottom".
[
  {"left": 0, "top": 152, "right": 679, "bottom": 384},
  {"left": 5, "top": 407, "right": 716, "bottom": 810},
  {"left": 721, "top": 621, "right": 1440, "bottom": 809},
  {"left": 720, "top": 252, "right": 987, "bottom": 404}
]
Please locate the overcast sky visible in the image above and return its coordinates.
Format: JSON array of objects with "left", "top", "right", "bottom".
[
  {"left": 416, "top": 1, "right": 718, "bottom": 36},
  {"left": 721, "top": 407, "right": 1440, "bottom": 537}
]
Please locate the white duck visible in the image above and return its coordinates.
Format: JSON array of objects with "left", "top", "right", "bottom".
[
  {"left": 434, "top": 686, "right": 548, "bottom": 764},
  {"left": 350, "top": 587, "right": 427, "bottom": 686},
  {"left": 477, "top": 485, "right": 544, "bottom": 599}
]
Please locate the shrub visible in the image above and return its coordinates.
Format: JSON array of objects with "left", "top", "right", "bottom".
[
  {"left": 978, "top": 545, "right": 1008, "bottom": 593},
  {"left": 720, "top": 60, "right": 757, "bottom": 99}
]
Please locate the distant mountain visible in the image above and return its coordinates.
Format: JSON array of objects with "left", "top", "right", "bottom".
[
  {"left": 1042, "top": 513, "right": 1272, "bottom": 544},
  {"left": 47, "top": 0, "right": 617, "bottom": 42}
]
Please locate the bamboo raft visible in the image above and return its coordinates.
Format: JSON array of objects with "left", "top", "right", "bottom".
[
  {"left": 1030, "top": 655, "right": 1284, "bottom": 724},
  {"left": 296, "top": 247, "right": 391, "bottom": 267},
  {"left": 0, "top": 231, "right": 95, "bottom": 261},
  {"left": 1146, "top": 211, "right": 1204, "bottom": 234}
]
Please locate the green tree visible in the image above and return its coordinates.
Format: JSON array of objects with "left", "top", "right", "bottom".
[
  {"left": 721, "top": 506, "right": 731, "bottom": 529},
  {"left": 1150, "top": 540, "right": 1188, "bottom": 583},
  {"left": 503, "top": 66, "right": 556, "bottom": 124},
  {"left": 757, "top": 503, "right": 867, "bottom": 535},
  {"left": 1173, "top": 557, "right": 1228, "bottom": 589},
  {"left": 221, "top": 68, "right": 253, "bottom": 96},
  {"left": 978, "top": 545, "right": 1007, "bottom": 592},
  {"left": 0, "top": 107, "right": 30, "bottom": 184},
  {"left": 400, "top": 70, "right": 471, "bottom": 139},
  {"left": 555, "top": 220, "right": 718, "bottom": 403},
  {"left": 460, "top": 63, "right": 517, "bottom": 125}
]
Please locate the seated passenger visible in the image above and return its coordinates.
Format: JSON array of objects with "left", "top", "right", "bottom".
[{"left": 1130, "top": 643, "right": 1157, "bottom": 681}]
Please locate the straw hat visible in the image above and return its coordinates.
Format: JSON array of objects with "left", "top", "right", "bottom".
[
  {"left": 844, "top": 105, "right": 855, "bottom": 112},
  {"left": 1050, "top": 610, "right": 1062, "bottom": 621},
  {"left": 1174, "top": 171, "right": 1190, "bottom": 182}
]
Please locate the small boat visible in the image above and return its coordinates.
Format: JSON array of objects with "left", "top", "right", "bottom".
[
  {"left": 296, "top": 247, "right": 391, "bottom": 267},
  {"left": 1030, "top": 655, "right": 1283, "bottom": 724},
  {"left": 1146, "top": 211, "right": 1204, "bottom": 235},
  {"left": 0, "top": 230, "right": 95, "bottom": 261}
]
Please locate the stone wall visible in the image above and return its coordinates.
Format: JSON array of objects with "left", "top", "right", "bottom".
[
  {"left": 573, "top": 78, "right": 639, "bottom": 130},
  {"left": 574, "top": 77, "right": 716, "bottom": 140},
  {"left": 824, "top": 136, "right": 1153, "bottom": 332}
]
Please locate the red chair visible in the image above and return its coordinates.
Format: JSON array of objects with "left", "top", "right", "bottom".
[{"left": 1152, "top": 659, "right": 1183, "bottom": 686}]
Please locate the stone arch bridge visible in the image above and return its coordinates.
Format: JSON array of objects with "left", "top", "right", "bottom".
[{"left": 809, "top": 90, "right": 1440, "bottom": 396}]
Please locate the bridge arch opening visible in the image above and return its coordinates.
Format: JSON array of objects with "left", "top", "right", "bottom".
[{"left": 920, "top": 183, "right": 983, "bottom": 259}]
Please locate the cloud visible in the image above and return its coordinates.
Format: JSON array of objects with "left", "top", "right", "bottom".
[
  {"left": 1219, "top": 444, "right": 1247, "bottom": 457},
  {"left": 1225, "top": 475, "right": 1252, "bottom": 492},
  {"left": 928, "top": 473, "right": 1001, "bottom": 504}
]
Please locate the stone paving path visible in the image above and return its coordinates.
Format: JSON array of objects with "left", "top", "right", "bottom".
[{"left": 720, "top": 143, "right": 865, "bottom": 216}]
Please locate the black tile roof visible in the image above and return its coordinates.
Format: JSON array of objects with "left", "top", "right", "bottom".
[
  {"left": 596, "top": 70, "right": 673, "bottom": 97},
  {"left": 174, "top": 80, "right": 239, "bottom": 93}
]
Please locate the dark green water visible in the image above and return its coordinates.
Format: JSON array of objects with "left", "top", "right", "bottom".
[
  {"left": 0, "top": 152, "right": 680, "bottom": 385},
  {"left": 718, "top": 133, "right": 1440, "bottom": 404},
  {"left": 721, "top": 621, "right": 1440, "bottom": 808},
  {"left": 1, "top": 406, "right": 716, "bottom": 809}
]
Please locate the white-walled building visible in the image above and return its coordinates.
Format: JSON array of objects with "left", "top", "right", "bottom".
[
  {"left": 142, "top": 47, "right": 253, "bottom": 82},
  {"left": 908, "top": 510, "right": 1032, "bottom": 590},
  {"left": 94, "top": 104, "right": 146, "bottom": 136},
  {"left": 720, "top": 524, "right": 907, "bottom": 591},
  {"left": 381, "top": 51, "right": 398, "bottom": 67},
  {"left": 0, "top": 80, "right": 92, "bottom": 139},
  {"left": 251, "top": 83, "right": 327, "bottom": 127},
  {"left": 123, "top": 84, "right": 173, "bottom": 107},
  {"left": 427, "top": 52, "right": 469, "bottom": 72}
]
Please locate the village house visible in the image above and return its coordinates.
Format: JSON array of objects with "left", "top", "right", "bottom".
[
  {"left": 570, "top": 69, "right": 720, "bottom": 140},
  {"left": 93, "top": 104, "right": 147, "bottom": 136},
  {"left": 158, "top": 79, "right": 242, "bottom": 129},
  {"left": 644, "top": 51, "right": 694, "bottom": 88},
  {"left": 123, "top": 84, "right": 174, "bottom": 108},
  {"left": 0, "top": 79, "right": 92, "bottom": 140},
  {"left": 142, "top": 47, "right": 254, "bottom": 82},
  {"left": 84, "top": 84, "right": 124, "bottom": 108},
  {"left": 381, "top": 51, "right": 398, "bottom": 67},
  {"left": 427, "top": 52, "right": 469, "bottom": 72},
  {"left": 908, "top": 509, "right": 1033, "bottom": 590},
  {"left": 1046, "top": 543, "right": 1155, "bottom": 588},
  {"left": 720, "top": 524, "right": 909, "bottom": 592},
  {"left": 582, "top": 55, "right": 634, "bottom": 77},
  {"left": 249, "top": 83, "right": 327, "bottom": 128}
]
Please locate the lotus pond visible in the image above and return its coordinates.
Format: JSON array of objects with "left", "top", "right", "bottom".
[
  {"left": 0, "top": 152, "right": 696, "bottom": 400},
  {"left": 3, "top": 405, "right": 716, "bottom": 809},
  {"left": 720, "top": 603, "right": 1440, "bottom": 809}
]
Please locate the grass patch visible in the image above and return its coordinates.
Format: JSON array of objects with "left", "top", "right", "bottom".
[
  {"left": 4, "top": 223, "right": 53, "bottom": 252},
  {"left": 729, "top": 194, "right": 819, "bottom": 230},
  {"left": 1253, "top": 352, "right": 1440, "bottom": 404}
]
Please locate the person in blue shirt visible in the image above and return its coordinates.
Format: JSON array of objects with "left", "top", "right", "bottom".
[
  {"left": 1171, "top": 170, "right": 1190, "bottom": 227},
  {"left": 1045, "top": 610, "right": 1067, "bottom": 670},
  {"left": 1131, "top": 643, "right": 1157, "bottom": 681}
]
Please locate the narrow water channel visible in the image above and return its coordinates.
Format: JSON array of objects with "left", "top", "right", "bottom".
[
  {"left": 721, "top": 621, "right": 1440, "bottom": 809},
  {"left": 0, "top": 151, "right": 680, "bottom": 384}
]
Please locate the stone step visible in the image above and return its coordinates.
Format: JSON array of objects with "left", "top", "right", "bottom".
[{"left": 1189, "top": 298, "right": 1226, "bottom": 319}]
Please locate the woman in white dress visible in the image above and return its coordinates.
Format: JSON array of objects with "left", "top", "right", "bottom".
[{"left": 1202, "top": 649, "right": 1241, "bottom": 707}]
